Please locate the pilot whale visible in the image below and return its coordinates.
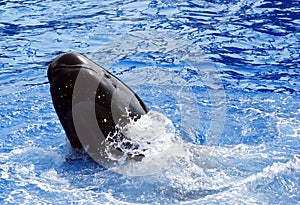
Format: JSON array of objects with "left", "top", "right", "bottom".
[{"left": 48, "top": 52, "right": 148, "bottom": 163}]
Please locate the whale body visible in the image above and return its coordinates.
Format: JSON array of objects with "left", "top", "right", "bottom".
[{"left": 48, "top": 52, "right": 148, "bottom": 162}]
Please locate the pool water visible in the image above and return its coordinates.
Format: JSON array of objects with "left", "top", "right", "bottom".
[{"left": 0, "top": 0, "right": 300, "bottom": 204}]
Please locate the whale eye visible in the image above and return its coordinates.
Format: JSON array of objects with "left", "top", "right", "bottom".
[{"left": 104, "top": 73, "right": 111, "bottom": 79}]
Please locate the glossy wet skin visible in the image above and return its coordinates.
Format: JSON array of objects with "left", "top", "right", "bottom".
[{"left": 48, "top": 52, "right": 147, "bottom": 157}]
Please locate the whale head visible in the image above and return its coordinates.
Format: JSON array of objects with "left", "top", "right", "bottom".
[{"left": 48, "top": 52, "right": 147, "bottom": 162}]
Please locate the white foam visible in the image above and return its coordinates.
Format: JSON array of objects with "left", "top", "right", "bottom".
[
  {"left": 109, "top": 111, "right": 191, "bottom": 176},
  {"left": 121, "top": 110, "right": 176, "bottom": 156}
]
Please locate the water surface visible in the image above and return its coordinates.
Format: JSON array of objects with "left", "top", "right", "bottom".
[{"left": 0, "top": 0, "right": 299, "bottom": 204}]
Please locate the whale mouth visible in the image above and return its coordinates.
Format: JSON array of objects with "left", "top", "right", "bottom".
[{"left": 105, "top": 131, "right": 145, "bottom": 161}]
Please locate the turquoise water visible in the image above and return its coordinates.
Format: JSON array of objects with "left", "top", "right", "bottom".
[{"left": 0, "top": 0, "right": 300, "bottom": 204}]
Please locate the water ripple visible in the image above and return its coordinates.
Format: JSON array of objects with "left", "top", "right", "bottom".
[{"left": 0, "top": 0, "right": 299, "bottom": 204}]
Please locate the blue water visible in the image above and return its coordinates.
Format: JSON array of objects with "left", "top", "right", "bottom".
[{"left": 0, "top": 0, "right": 300, "bottom": 204}]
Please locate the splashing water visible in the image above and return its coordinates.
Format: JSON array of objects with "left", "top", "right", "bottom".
[
  {"left": 1, "top": 0, "right": 299, "bottom": 204},
  {"left": 120, "top": 111, "right": 176, "bottom": 156},
  {"left": 105, "top": 110, "right": 185, "bottom": 176}
]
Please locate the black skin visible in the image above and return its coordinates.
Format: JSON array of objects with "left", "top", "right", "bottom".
[{"left": 48, "top": 52, "right": 148, "bottom": 156}]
